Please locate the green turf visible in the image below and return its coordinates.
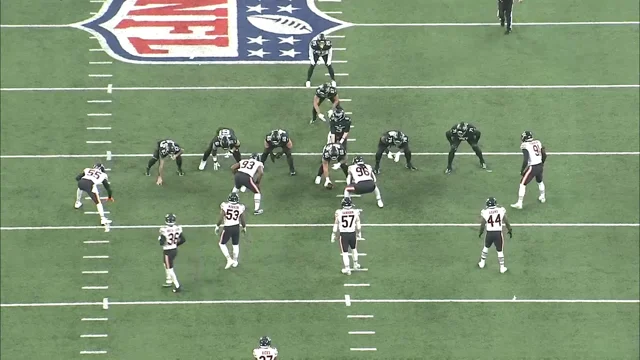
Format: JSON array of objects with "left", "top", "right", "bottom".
[{"left": 1, "top": 0, "right": 638, "bottom": 358}]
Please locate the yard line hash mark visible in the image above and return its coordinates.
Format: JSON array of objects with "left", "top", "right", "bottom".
[
  {"left": 85, "top": 141, "right": 112, "bottom": 144},
  {"left": 345, "top": 295, "right": 351, "bottom": 307},
  {"left": 83, "top": 256, "right": 109, "bottom": 259},
  {"left": 3, "top": 151, "right": 636, "bottom": 159},
  {"left": 86, "top": 127, "right": 112, "bottom": 130},
  {"left": 82, "top": 286, "right": 109, "bottom": 290},
  {"left": 348, "top": 315, "right": 374, "bottom": 318},
  {"left": 80, "top": 334, "right": 108, "bottom": 338},
  {"left": 2, "top": 84, "right": 638, "bottom": 92},
  {"left": 84, "top": 211, "right": 110, "bottom": 214},
  {"left": 3, "top": 298, "right": 638, "bottom": 308},
  {"left": 349, "top": 331, "right": 375, "bottom": 335},
  {"left": 88, "top": 74, "right": 112, "bottom": 78},
  {"left": 89, "top": 61, "right": 112, "bottom": 65},
  {"left": 80, "top": 350, "right": 107, "bottom": 355},
  {"left": 87, "top": 113, "right": 111, "bottom": 117},
  {"left": 2, "top": 223, "right": 638, "bottom": 231},
  {"left": 81, "top": 318, "right": 108, "bottom": 321},
  {"left": 82, "top": 271, "right": 108, "bottom": 274},
  {"left": 344, "top": 284, "right": 371, "bottom": 287},
  {"left": 84, "top": 240, "right": 109, "bottom": 244},
  {"left": 87, "top": 100, "right": 112, "bottom": 103},
  {"left": 351, "top": 348, "right": 377, "bottom": 351}
]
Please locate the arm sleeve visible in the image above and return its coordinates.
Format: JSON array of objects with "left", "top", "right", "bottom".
[
  {"left": 102, "top": 180, "right": 113, "bottom": 198},
  {"left": 521, "top": 149, "right": 529, "bottom": 173},
  {"left": 75, "top": 172, "right": 84, "bottom": 181},
  {"left": 177, "top": 233, "right": 186, "bottom": 246},
  {"left": 541, "top": 148, "right": 547, "bottom": 163},
  {"left": 158, "top": 235, "right": 166, "bottom": 246}
]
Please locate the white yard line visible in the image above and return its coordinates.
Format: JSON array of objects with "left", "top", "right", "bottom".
[
  {"left": 336, "top": 194, "right": 361, "bottom": 197},
  {"left": 89, "top": 61, "right": 112, "bottom": 65},
  {"left": 326, "top": 35, "right": 345, "bottom": 39},
  {"left": 82, "top": 286, "right": 109, "bottom": 290},
  {"left": 87, "top": 100, "right": 112, "bottom": 103},
  {"left": 332, "top": 60, "right": 348, "bottom": 63},
  {"left": 81, "top": 334, "right": 108, "bottom": 338},
  {"left": 324, "top": 11, "right": 343, "bottom": 14},
  {"left": 84, "top": 240, "right": 109, "bottom": 244},
  {"left": 88, "top": 74, "right": 112, "bottom": 78},
  {"left": 2, "top": 223, "right": 638, "bottom": 231},
  {"left": 83, "top": 256, "right": 109, "bottom": 259},
  {"left": 84, "top": 211, "right": 110, "bottom": 214},
  {"left": 3, "top": 298, "right": 637, "bottom": 308},
  {"left": 349, "top": 331, "right": 375, "bottom": 335},
  {"left": 3, "top": 151, "right": 637, "bottom": 159},
  {"left": 81, "top": 318, "right": 108, "bottom": 321},
  {"left": 344, "top": 284, "right": 371, "bottom": 287},
  {"left": 82, "top": 271, "right": 108, "bottom": 274},
  {"left": 2, "top": 84, "right": 638, "bottom": 92},
  {"left": 351, "top": 348, "right": 377, "bottom": 351},
  {"left": 87, "top": 113, "right": 111, "bottom": 117},
  {"left": 80, "top": 350, "right": 107, "bottom": 355},
  {"left": 89, "top": 49, "right": 104, "bottom": 52},
  {"left": 348, "top": 315, "right": 374, "bottom": 318},
  {"left": 86, "top": 127, "right": 112, "bottom": 130},
  {"left": 85, "top": 141, "right": 112, "bottom": 144}
]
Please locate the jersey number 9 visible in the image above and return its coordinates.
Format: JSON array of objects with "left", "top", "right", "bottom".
[{"left": 532, "top": 144, "right": 540, "bottom": 156}]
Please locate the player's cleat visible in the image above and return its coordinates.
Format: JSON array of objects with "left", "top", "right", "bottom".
[
  {"left": 305, "top": 81, "right": 311, "bottom": 88},
  {"left": 290, "top": 170, "right": 296, "bottom": 176},
  {"left": 387, "top": 152, "right": 394, "bottom": 160},
  {"left": 225, "top": 258, "right": 234, "bottom": 269},
  {"left": 478, "top": 260, "right": 486, "bottom": 269},
  {"left": 445, "top": 167, "right": 452, "bottom": 175},
  {"left": 172, "top": 286, "right": 181, "bottom": 293},
  {"left": 162, "top": 283, "right": 172, "bottom": 288},
  {"left": 240, "top": 186, "right": 247, "bottom": 193},
  {"left": 500, "top": 19, "right": 505, "bottom": 27},
  {"left": 481, "top": 163, "right": 487, "bottom": 169},
  {"left": 331, "top": 80, "right": 336, "bottom": 87},
  {"left": 314, "top": 176, "right": 322, "bottom": 185},
  {"left": 373, "top": 168, "right": 380, "bottom": 175},
  {"left": 332, "top": 163, "right": 341, "bottom": 170},
  {"left": 177, "top": 170, "right": 185, "bottom": 176},
  {"left": 198, "top": 160, "right": 206, "bottom": 170},
  {"left": 254, "top": 209, "right": 264, "bottom": 215},
  {"left": 510, "top": 203, "right": 522, "bottom": 209},
  {"left": 101, "top": 218, "right": 112, "bottom": 225},
  {"left": 145, "top": 167, "right": 151, "bottom": 176},
  {"left": 377, "top": 199, "right": 384, "bottom": 208},
  {"left": 354, "top": 262, "right": 361, "bottom": 270},
  {"left": 74, "top": 201, "right": 83, "bottom": 209},
  {"left": 505, "top": 29, "right": 512, "bottom": 35},
  {"left": 341, "top": 268, "right": 351, "bottom": 275},
  {"left": 231, "top": 260, "right": 239, "bottom": 268},
  {"left": 309, "top": 118, "right": 316, "bottom": 124},
  {"left": 500, "top": 266, "right": 508, "bottom": 274},
  {"left": 538, "top": 195, "right": 546, "bottom": 203},
  {"left": 406, "top": 164, "right": 417, "bottom": 170}
]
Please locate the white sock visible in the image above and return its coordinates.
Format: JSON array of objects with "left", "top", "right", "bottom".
[
  {"left": 254, "top": 193, "right": 261, "bottom": 211},
  {"left": 232, "top": 187, "right": 239, "bottom": 193},
  {"left": 480, "top": 246, "right": 489, "bottom": 260},
  {"left": 96, "top": 202, "right": 106, "bottom": 218},
  {"left": 517, "top": 184, "right": 526, "bottom": 203},
  {"left": 232, "top": 245, "right": 239, "bottom": 261},
  {"left": 343, "top": 188, "right": 350, "bottom": 198},
  {"left": 219, "top": 244, "right": 231, "bottom": 259},
  {"left": 164, "top": 268, "right": 172, "bottom": 283},
  {"left": 76, "top": 189, "right": 83, "bottom": 201},
  {"left": 352, "top": 249, "right": 359, "bottom": 263},
  {"left": 538, "top": 181, "right": 545, "bottom": 196},
  {"left": 497, "top": 251, "right": 505, "bottom": 267},
  {"left": 168, "top": 268, "right": 180, "bottom": 288},
  {"left": 374, "top": 186, "right": 382, "bottom": 200},
  {"left": 341, "top": 252, "right": 350, "bottom": 268}
]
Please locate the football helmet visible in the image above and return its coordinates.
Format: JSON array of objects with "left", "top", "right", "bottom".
[
  {"left": 485, "top": 197, "right": 498, "bottom": 208},
  {"left": 249, "top": 153, "right": 260, "bottom": 160},
  {"left": 165, "top": 213, "right": 177, "bottom": 225},
  {"left": 331, "top": 108, "right": 346, "bottom": 121},
  {"left": 93, "top": 163, "right": 106, "bottom": 172},
  {"left": 259, "top": 336, "right": 272, "bottom": 347},
  {"left": 352, "top": 156, "right": 365, "bottom": 165},
  {"left": 269, "top": 130, "right": 282, "bottom": 146},
  {"left": 455, "top": 122, "right": 469, "bottom": 137},
  {"left": 228, "top": 193, "right": 239, "bottom": 203},
  {"left": 325, "top": 144, "right": 340, "bottom": 161},
  {"left": 341, "top": 197, "right": 354, "bottom": 208},
  {"left": 521, "top": 131, "right": 534, "bottom": 142}
]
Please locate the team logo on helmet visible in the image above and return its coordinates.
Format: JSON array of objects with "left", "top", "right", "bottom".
[{"left": 77, "top": 0, "right": 350, "bottom": 64}]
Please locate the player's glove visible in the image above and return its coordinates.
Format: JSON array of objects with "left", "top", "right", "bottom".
[
  {"left": 330, "top": 233, "right": 335, "bottom": 243},
  {"left": 274, "top": 151, "right": 283, "bottom": 159},
  {"left": 242, "top": 226, "right": 247, "bottom": 233},
  {"left": 213, "top": 161, "right": 221, "bottom": 170},
  {"left": 327, "top": 109, "right": 334, "bottom": 118},
  {"left": 478, "top": 231, "right": 483, "bottom": 238},
  {"left": 324, "top": 177, "right": 333, "bottom": 188},
  {"left": 318, "top": 113, "right": 326, "bottom": 121},
  {"left": 170, "top": 154, "right": 176, "bottom": 160},
  {"left": 214, "top": 225, "right": 220, "bottom": 235},
  {"left": 508, "top": 229, "right": 513, "bottom": 238}
]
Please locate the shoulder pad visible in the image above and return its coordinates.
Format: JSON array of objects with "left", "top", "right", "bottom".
[{"left": 520, "top": 142, "right": 527, "bottom": 150}]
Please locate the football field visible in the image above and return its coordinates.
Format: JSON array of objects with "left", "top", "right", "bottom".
[{"left": 1, "top": 0, "right": 639, "bottom": 359}]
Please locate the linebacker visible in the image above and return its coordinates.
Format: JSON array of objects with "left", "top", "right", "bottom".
[
  {"left": 373, "top": 130, "right": 417, "bottom": 174},
  {"left": 478, "top": 198, "right": 513, "bottom": 273},
  {"left": 445, "top": 122, "right": 487, "bottom": 174},
  {"left": 215, "top": 193, "right": 247, "bottom": 270},
  {"left": 311, "top": 83, "right": 341, "bottom": 124},
  {"left": 511, "top": 131, "right": 546, "bottom": 209},
  {"left": 230, "top": 154, "right": 264, "bottom": 215},
  {"left": 253, "top": 336, "right": 278, "bottom": 360},
  {"left": 344, "top": 157, "right": 384, "bottom": 208},
  {"left": 306, "top": 33, "right": 336, "bottom": 88},
  {"left": 315, "top": 143, "right": 348, "bottom": 189},
  {"left": 199, "top": 127, "right": 242, "bottom": 171},
  {"left": 332, "top": 197, "right": 363, "bottom": 275},
  {"left": 158, "top": 213, "right": 185, "bottom": 293},
  {"left": 74, "top": 163, "right": 114, "bottom": 229},
  {"left": 261, "top": 129, "right": 296, "bottom": 176},
  {"left": 146, "top": 139, "right": 184, "bottom": 185}
]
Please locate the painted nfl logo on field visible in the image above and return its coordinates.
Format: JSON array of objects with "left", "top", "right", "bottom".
[{"left": 78, "top": 0, "right": 350, "bottom": 64}]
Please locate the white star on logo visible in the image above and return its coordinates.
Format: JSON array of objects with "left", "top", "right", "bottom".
[
  {"left": 277, "top": 5, "right": 299, "bottom": 13},
  {"left": 248, "top": 48, "right": 270, "bottom": 58},
  {"left": 246, "top": 4, "right": 268, "bottom": 13},
  {"left": 278, "top": 36, "right": 300, "bottom": 45},
  {"left": 247, "top": 36, "right": 269, "bottom": 45},
  {"left": 279, "top": 49, "right": 301, "bottom": 58}
]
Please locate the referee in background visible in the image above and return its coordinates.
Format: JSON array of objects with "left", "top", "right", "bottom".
[{"left": 498, "top": 0, "right": 521, "bottom": 34}]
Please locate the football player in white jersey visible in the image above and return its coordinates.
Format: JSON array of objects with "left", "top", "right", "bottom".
[
  {"left": 478, "top": 198, "right": 513, "bottom": 273},
  {"left": 331, "top": 197, "right": 363, "bottom": 275},
  {"left": 230, "top": 153, "right": 264, "bottom": 215},
  {"left": 74, "top": 163, "right": 114, "bottom": 230},
  {"left": 511, "top": 131, "right": 547, "bottom": 209},
  {"left": 253, "top": 336, "right": 278, "bottom": 360},
  {"left": 344, "top": 156, "right": 384, "bottom": 208},
  {"left": 215, "top": 193, "right": 247, "bottom": 269},
  {"left": 158, "top": 213, "right": 185, "bottom": 293}
]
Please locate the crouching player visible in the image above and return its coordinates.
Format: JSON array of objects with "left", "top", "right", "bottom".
[
  {"left": 344, "top": 156, "right": 384, "bottom": 208},
  {"left": 230, "top": 154, "right": 264, "bottom": 215}
]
